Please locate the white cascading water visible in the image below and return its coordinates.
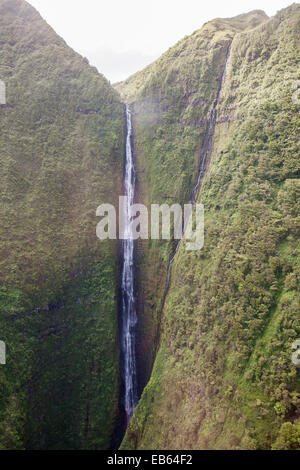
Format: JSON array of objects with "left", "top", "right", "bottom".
[
  {"left": 121, "top": 106, "right": 138, "bottom": 423},
  {"left": 120, "top": 46, "right": 231, "bottom": 423}
]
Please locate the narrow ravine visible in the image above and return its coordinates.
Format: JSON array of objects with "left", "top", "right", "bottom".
[
  {"left": 165, "top": 44, "right": 232, "bottom": 291},
  {"left": 120, "top": 106, "right": 138, "bottom": 425},
  {"left": 120, "top": 45, "right": 231, "bottom": 431}
]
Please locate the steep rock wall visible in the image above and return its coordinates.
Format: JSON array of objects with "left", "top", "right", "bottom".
[
  {"left": 0, "top": 0, "right": 124, "bottom": 449},
  {"left": 118, "top": 5, "right": 300, "bottom": 449}
]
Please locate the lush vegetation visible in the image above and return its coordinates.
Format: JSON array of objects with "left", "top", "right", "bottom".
[
  {"left": 118, "top": 5, "right": 300, "bottom": 449},
  {"left": 117, "top": 10, "right": 269, "bottom": 391},
  {"left": 0, "top": 0, "right": 124, "bottom": 449},
  {"left": 1, "top": 0, "right": 299, "bottom": 451}
]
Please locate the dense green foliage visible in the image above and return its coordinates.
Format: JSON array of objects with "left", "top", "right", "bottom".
[
  {"left": 117, "top": 10, "right": 269, "bottom": 389},
  {"left": 118, "top": 5, "right": 300, "bottom": 449},
  {"left": 1, "top": 0, "right": 299, "bottom": 451},
  {"left": 0, "top": 0, "right": 124, "bottom": 449}
]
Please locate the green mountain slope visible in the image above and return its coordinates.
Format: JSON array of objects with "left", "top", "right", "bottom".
[
  {"left": 0, "top": 0, "right": 124, "bottom": 449},
  {"left": 118, "top": 4, "right": 300, "bottom": 449},
  {"left": 115, "top": 9, "right": 269, "bottom": 399}
]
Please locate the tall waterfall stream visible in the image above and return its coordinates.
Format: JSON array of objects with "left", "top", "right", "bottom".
[
  {"left": 119, "top": 45, "right": 231, "bottom": 433},
  {"left": 120, "top": 106, "right": 138, "bottom": 424}
]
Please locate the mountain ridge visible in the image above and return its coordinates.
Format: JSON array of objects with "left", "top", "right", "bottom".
[
  {"left": 0, "top": 0, "right": 124, "bottom": 450},
  {"left": 0, "top": 0, "right": 299, "bottom": 451},
  {"left": 115, "top": 9, "right": 269, "bottom": 102},
  {"left": 118, "top": 3, "right": 300, "bottom": 450}
]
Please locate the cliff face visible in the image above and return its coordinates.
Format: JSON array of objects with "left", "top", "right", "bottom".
[
  {"left": 117, "top": 5, "right": 300, "bottom": 449},
  {"left": 0, "top": 0, "right": 124, "bottom": 449},
  {"left": 1, "top": 0, "right": 299, "bottom": 452},
  {"left": 116, "top": 10, "right": 269, "bottom": 393}
]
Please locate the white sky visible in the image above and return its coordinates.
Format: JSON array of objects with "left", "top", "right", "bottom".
[{"left": 28, "top": 0, "right": 295, "bottom": 82}]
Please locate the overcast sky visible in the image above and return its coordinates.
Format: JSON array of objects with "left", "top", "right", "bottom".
[{"left": 28, "top": 0, "right": 295, "bottom": 82}]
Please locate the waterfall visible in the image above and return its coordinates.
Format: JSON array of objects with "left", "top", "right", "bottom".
[
  {"left": 121, "top": 106, "right": 138, "bottom": 424},
  {"left": 190, "top": 45, "right": 231, "bottom": 204},
  {"left": 120, "top": 45, "right": 231, "bottom": 425},
  {"left": 165, "top": 44, "right": 231, "bottom": 292}
]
